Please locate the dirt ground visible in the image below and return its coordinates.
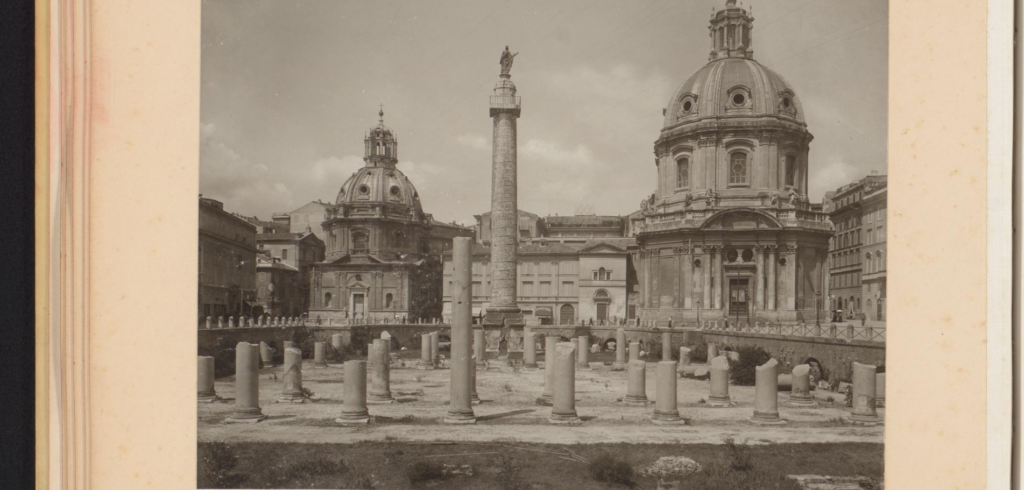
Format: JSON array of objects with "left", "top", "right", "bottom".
[{"left": 198, "top": 350, "right": 883, "bottom": 446}]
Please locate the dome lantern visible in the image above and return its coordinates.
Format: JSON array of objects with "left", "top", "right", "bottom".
[
  {"left": 364, "top": 105, "right": 398, "bottom": 167},
  {"left": 708, "top": 0, "right": 754, "bottom": 61}
]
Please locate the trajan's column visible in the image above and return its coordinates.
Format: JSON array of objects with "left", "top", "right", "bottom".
[{"left": 484, "top": 46, "right": 524, "bottom": 332}]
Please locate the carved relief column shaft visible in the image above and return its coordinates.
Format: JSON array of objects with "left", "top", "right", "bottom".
[
  {"left": 713, "top": 247, "right": 723, "bottom": 310},
  {"left": 485, "top": 64, "right": 523, "bottom": 325},
  {"left": 644, "top": 252, "right": 653, "bottom": 308},
  {"left": 767, "top": 246, "right": 777, "bottom": 310}
]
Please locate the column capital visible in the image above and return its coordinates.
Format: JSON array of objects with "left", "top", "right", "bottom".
[{"left": 673, "top": 246, "right": 693, "bottom": 255}]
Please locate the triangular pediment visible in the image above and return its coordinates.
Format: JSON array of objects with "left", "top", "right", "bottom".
[{"left": 578, "top": 243, "right": 627, "bottom": 254}]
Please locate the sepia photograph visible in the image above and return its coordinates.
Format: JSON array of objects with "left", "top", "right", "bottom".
[{"left": 196, "top": 0, "right": 889, "bottom": 488}]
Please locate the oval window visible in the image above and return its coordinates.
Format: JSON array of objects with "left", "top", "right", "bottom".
[
  {"left": 732, "top": 93, "right": 746, "bottom": 105},
  {"left": 726, "top": 249, "right": 739, "bottom": 262},
  {"left": 741, "top": 249, "right": 754, "bottom": 262},
  {"left": 682, "top": 100, "right": 693, "bottom": 112},
  {"left": 693, "top": 258, "right": 702, "bottom": 267},
  {"left": 782, "top": 97, "right": 792, "bottom": 108},
  {"left": 359, "top": 184, "right": 370, "bottom": 194},
  {"left": 778, "top": 258, "right": 787, "bottom": 266},
  {"left": 390, "top": 185, "right": 400, "bottom": 196}
]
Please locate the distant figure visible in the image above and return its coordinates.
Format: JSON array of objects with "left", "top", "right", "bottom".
[
  {"left": 667, "top": 318, "right": 673, "bottom": 329},
  {"left": 316, "top": 315, "right": 322, "bottom": 326}
]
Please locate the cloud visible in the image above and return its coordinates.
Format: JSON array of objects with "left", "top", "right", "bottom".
[
  {"left": 456, "top": 133, "right": 489, "bottom": 151},
  {"left": 809, "top": 156, "right": 866, "bottom": 202},
  {"left": 521, "top": 139, "right": 597, "bottom": 166}
]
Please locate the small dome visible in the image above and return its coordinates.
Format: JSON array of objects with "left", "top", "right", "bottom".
[
  {"left": 662, "top": 58, "right": 805, "bottom": 129},
  {"left": 335, "top": 166, "right": 423, "bottom": 212}
]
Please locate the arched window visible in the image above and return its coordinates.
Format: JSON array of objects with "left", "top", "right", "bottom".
[
  {"left": 866, "top": 253, "right": 873, "bottom": 273},
  {"left": 393, "top": 231, "right": 406, "bottom": 249},
  {"left": 785, "top": 154, "right": 797, "bottom": 187},
  {"left": 728, "top": 152, "right": 748, "bottom": 185},
  {"left": 559, "top": 304, "right": 575, "bottom": 325},
  {"left": 352, "top": 231, "right": 369, "bottom": 252},
  {"left": 385, "top": 293, "right": 393, "bottom": 309},
  {"left": 676, "top": 157, "right": 690, "bottom": 188},
  {"left": 324, "top": 292, "right": 333, "bottom": 308},
  {"left": 877, "top": 251, "right": 884, "bottom": 271}
]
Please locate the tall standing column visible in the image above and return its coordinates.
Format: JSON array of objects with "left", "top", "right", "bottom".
[
  {"left": 538, "top": 335, "right": 557, "bottom": 403},
  {"left": 474, "top": 329, "right": 486, "bottom": 367},
  {"left": 227, "top": 343, "right": 265, "bottom": 422},
  {"left": 336, "top": 360, "right": 370, "bottom": 424},
  {"left": 786, "top": 245, "right": 797, "bottom": 310},
  {"left": 279, "top": 347, "right": 305, "bottom": 403},
  {"left": 198, "top": 356, "right": 218, "bottom": 403},
  {"left": 625, "top": 359, "right": 649, "bottom": 405},
  {"left": 446, "top": 237, "right": 476, "bottom": 424},
  {"left": 577, "top": 335, "right": 590, "bottom": 370},
  {"left": 523, "top": 327, "right": 538, "bottom": 368},
  {"left": 367, "top": 339, "right": 394, "bottom": 404},
  {"left": 613, "top": 328, "right": 626, "bottom": 370},
  {"left": 652, "top": 361, "right": 684, "bottom": 424},
  {"left": 751, "top": 358, "right": 785, "bottom": 424},
  {"left": 485, "top": 54, "right": 524, "bottom": 329},
  {"left": 548, "top": 342, "right": 581, "bottom": 424},
  {"left": 767, "top": 246, "right": 777, "bottom": 310}
]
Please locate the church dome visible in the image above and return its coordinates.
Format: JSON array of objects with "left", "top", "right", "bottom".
[
  {"left": 333, "top": 108, "right": 423, "bottom": 214},
  {"left": 662, "top": 57, "right": 805, "bottom": 129},
  {"left": 334, "top": 165, "right": 423, "bottom": 211}
]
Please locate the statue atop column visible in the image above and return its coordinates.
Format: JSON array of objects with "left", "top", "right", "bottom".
[{"left": 500, "top": 46, "right": 518, "bottom": 77}]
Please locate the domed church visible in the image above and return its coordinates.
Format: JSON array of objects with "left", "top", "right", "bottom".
[
  {"left": 633, "top": 0, "right": 832, "bottom": 325},
  {"left": 308, "top": 110, "right": 455, "bottom": 322}
]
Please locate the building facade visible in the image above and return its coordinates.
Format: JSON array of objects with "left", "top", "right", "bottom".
[
  {"left": 307, "top": 110, "right": 455, "bottom": 322},
  {"left": 253, "top": 230, "right": 325, "bottom": 316},
  {"left": 825, "top": 173, "right": 886, "bottom": 321},
  {"left": 444, "top": 213, "right": 634, "bottom": 325},
  {"left": 198, "top": 197, "right": 257, "bottom": 320},
  {"left": 632, "top": 0, "right": 833, "bottom": 325}
]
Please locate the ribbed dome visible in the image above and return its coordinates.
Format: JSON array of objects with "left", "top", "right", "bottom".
[
  {"left": 662, "top": 58, "right": 805, "bottom": 129},
  {"left": 335, "top": 166, "right": 423, "bottom": 212}
]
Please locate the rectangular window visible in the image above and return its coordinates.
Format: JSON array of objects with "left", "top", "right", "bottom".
[
  {"left": 728, "top": 153, "right": 748, "bottom": 185},
  {"left": 785, "top": 154, "right": 796, "bottom": 187},
  {"left": 472, "top": 281, "right": 482, "bottom": 296},
  {"left": 676, "top": 158, "right": 690, "bottom": 188},
  {"left": 282, "top": 249, "right": 288, "bottom": 260},
  {"left": 561, "top": 281, "right": 575, "bottom": 297},
  {"left": 521, "top": 281, "right": 534, "bottom": 296}
]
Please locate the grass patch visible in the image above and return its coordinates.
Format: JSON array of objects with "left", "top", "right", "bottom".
[
  {"left": 588, "top": 453, "right": 634, "bottom": 486},
  {"left": 196, "top": 441, "right": 882, "bottom": 489},
  {"left": 406, "top": 461, "right": 449, "bottom": 486}
]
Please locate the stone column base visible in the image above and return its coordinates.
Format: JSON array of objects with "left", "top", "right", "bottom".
[
  {"left": 535, "top": 394, "right": 553, "bottom": 406},
  {"left": 367, "top": 393, "right": 395, "bottom": 404},
  {"left": 612, "top": 362, "right": 626, "bottom": 371},
  {"left": 443, "top": 411, "right": 477, "bottom": 425},
  {"left": 548, "top": 412, "right": 582, "bottom": 425},
  {"left": 336, "top": 413, "right": 370, "bottom": 425},
  {"left": 750, "top": 411, "right": 786, "bottom": 425},
  {"left": 787, "top": 396, "right": 818, "bottom": 408},
  {"left": 651, "top": 410, "right": 685, "bottom": 425},
  {"left": 471, "top": 394, "right": 481, "bottom": 405},
  {"left": 277, "top": 393, "right": 306, "bottom": 403},
  {"left": 705, "top": 396, "right": 734, "bottom": 407},
  {"left": 624, "top": 395, "right": 650, "bottom": 406},
  {"left": 226, "top": 408, "right": 266, "bottom": 423},
  {"left": 198, "top": 393, "right": 219, "bottom": 403}
]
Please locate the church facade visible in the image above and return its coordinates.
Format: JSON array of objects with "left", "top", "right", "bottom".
[
  {"left": 307, "top": 110, "right": 470, "bottom": 322},
  {"left": 633, "top": 0, "right": 832, "bottom": 325}
]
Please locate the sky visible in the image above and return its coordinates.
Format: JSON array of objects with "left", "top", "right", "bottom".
[{"left": 200, "top": 0, "right": 888, "bottom": 226}]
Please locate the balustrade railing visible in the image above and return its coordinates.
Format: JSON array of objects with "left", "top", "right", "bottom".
[{"left": 697, "top": 320, "right": 885, "bottom": 342}]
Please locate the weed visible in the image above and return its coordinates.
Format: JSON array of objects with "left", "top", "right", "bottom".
[
  {"left": 301, "top": 386, "right": 315, "bottom": 399},
  {"left": 588, "top": 453, "right": 634, "bottom": 487},
  {"left": 727, "top": 346, "right": 772, "bottom": 386},
  {"left": 280, "top": 457, "right": 349, "bottom": 481},
  {"left": 723, "top": 437, "right": 753, "bottom": 471},
  {"left": 677, "top": 461, "right": 803, "bottom": 490},
  {"left": 406, "top": 461, "right": 450, "bottom": 485},
  {"left": 859, "top": 477, "right": 883, "bottom": 490},
  {"left": 503, "top": 383, "right": 514, "bottom": 393}
]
